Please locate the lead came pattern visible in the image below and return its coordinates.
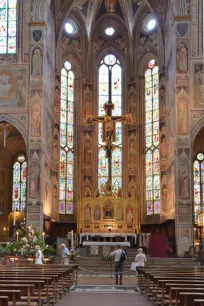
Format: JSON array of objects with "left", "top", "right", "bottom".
[
  {"left": 59, "top": 62, "right": 74, "bottom": 214},
  {"left": 145, "top": 60, "right": 160, "bottom": 215},
  {"left": 0, "top": 0, "right": 17, "bottom": 54},
  {"left": 193, "top": 154, "right": 204, "bottom": 224},
  {"left": 12, "top": 155, "right": 27, "bottom": 211},
  {"left": 98, "top": 55, "right": 122, "bottom": 194}
]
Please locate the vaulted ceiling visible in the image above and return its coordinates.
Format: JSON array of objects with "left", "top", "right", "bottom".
[{"left": 55, "top": 0, "right": 167, "bottom": 39}]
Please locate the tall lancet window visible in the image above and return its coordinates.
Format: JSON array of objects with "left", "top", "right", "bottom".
[
  {"left": 59, "top": 61, "right": 75, "bottom": 214},
  {"left": 12, "top": 154, "right": 27, "bottom": 212},
  {"left": 0, "top": 0, "right": 17, "bottom": 54},
  {"left": 98, "top": 54, "right": 122, "bottom": 195},
  {"left": 145, "top": 59, "right": 160, "bottom": 215},
  {"left": 193, "top": 153, "right": 204, "bottom": 224}
]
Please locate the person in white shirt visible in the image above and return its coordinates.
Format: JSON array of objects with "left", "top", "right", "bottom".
[
  {"left": 60, "top": 243, "right": 70, "bottom": 265},
  {"left": 135, "top": 248, "right": 147, "bottom": 267},
  {"left": 35, "top": 245, "right": 44, "bottom": 265},
  {"left": 110, "top": 245, "right": 125, "bottom": 285}
]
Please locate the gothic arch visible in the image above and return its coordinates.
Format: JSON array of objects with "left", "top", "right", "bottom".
[
  {"left": 94, "top": 47, "right": 125, "bottom": 73},
  {"left": 138, "top": 52, "right": 159, "bottom": 77},
  {"left": 191, "top": 116, "right": 204, "bottom": 145},
  {"left": 0, "top": 115, "right": 28, "bottom": 148}
]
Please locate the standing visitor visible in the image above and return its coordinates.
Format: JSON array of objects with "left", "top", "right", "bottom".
[
  {"left": 35, "top": 245, "right": 44, "bottom": 265},
  {"left": 135, "top": 248, "right": 147, "bottom": 267},
  {"left": 60, "top": 243, "right": 70, "bottom": 265},
  {"left": 110, "top": 245, "right": 126, "bottom": 285}
]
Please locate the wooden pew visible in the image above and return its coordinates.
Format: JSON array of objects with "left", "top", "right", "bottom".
[
  {"left": 0, "top": 297, "right": 8, "bottom": 306},
  {"left": 0, "top": 284, "right": 35, "bottom": 306},
  {"left": 194, "top": 299, "right": 204, "bottom": 306},
  {"left": 179, "top": 292, "right": 204, "bottom": 306},
  {"left": 0, "top": 291, "right": 21, "bottom": 306}
]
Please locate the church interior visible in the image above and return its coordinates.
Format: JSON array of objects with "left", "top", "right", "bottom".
[{"left": 0, "top": 0, "right": 203, "bottom": 259}]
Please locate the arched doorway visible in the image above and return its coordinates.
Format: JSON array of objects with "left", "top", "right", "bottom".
[
  {"left": 192, "top": 125, "right": 204, "bottom": 247},
  {"left": 0, "top": 122, "right": 27, "bottom": 240}
]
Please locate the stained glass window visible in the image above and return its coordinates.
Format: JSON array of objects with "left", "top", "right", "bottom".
[
  {"left": 0, "top": 0, "right": 17, "bottom": 54},
  {"left": 145, "top": 59, "right": 160, "bottom": 215},
  {"left": 98, "top": 54, "right": 122, "bottom": 194},
  {"left": 193, "top": 153, "right": 204, "bottom": 224},
  {"left": 12, "top": 154, "right": 27, "bottom": 212},
  {"left": 59, "top": 61, "right": 74, "bottom": 214}
]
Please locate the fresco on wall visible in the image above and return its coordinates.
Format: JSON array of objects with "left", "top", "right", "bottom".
[
  {"left": 29, "top": 163, "right": 40, "bottom": 198},
  {"left": 177, "top": 98, "right": 189, "bottom": 135},
  {"left": 0, "top": 68, "right": 27, "bottom": 109},
  {"left": 31, "top": 47, "right": 43, "bottom": 77},
  {"left": 195, "top": 65, "right": 204, "bottom": 105}
]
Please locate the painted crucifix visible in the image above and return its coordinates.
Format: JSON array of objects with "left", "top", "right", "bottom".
[{"left": 87, "top": 104, "right": 132, "bottom": 158}]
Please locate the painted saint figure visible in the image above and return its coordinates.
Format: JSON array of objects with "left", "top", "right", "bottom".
[
  {"left": 32, "top": 49, "right": 43, "bottom": 77},
  {"left": 84, "top": 203, "right": 91, "bottom": 222}
]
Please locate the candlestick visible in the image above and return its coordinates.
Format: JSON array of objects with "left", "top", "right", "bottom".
[{"left": 13, "top": 208, "right": 16, "bottom": 226}]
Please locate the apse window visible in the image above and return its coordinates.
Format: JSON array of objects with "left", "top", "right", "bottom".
[
  {"left": 59, "top": 61, "right": 75, "bottom": 214},
  {"left": 105, "top": 27, "right": 115, "bottom": 36},
  {"left": 12, "top": 154, "right": 27, "bottom": 212},
  {"left": 193, "top": 153, "right": 204, "bottom": 224},
  {"left": 65, "top": 20, "right": 78, "bottom": 36},
  {"left": 143, "top": 15, "right": 157, "bottom": 33}
]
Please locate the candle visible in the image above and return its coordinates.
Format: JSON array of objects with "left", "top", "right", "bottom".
[
  {"left": 16, "top": 232, "right": 19, "bottom": 241},
  {"left": 42, "top": 232, "right": 45, "bottom": 241},
  {"left": 13, "top": 208, "right": 16, "bottom": 226}
]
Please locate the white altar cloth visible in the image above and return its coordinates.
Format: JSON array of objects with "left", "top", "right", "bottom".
[
  {"left": 80, "top": 233, "right": 136, "bottom": 244},
  {"left": 82, "top": 241, "right": 130, "bottom": 247}
]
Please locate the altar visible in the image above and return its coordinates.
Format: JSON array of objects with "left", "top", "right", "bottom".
[
  {"left": 82, "top": 241, "right": 130, "bottom": 256},
  {"left": 80, "top": 232, "right": 137, "bottom": 245}
]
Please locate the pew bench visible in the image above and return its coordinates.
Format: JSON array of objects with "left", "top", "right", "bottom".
[
  {"left": 0, "top": 297, "right": 9, "bottom": 306},
  {"left": 193, "top": 299, "right": 204, "bottom": 306},
  {"left": 179, "top": 292, "right": 204, "bottom": 306}
]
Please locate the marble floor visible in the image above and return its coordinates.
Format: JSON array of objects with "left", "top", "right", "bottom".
[
  {"left": 58, "top": 292, "right": 151, "bottom": 306},
  {"left": 58, "top": 277, "right": 151, "bottom": 306}
]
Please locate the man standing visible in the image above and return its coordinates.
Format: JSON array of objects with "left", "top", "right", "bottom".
[
  {"left": 60, "top": 243, "right": 70, "bottom": 265},
  {"left": 110, "top": 245, "right": 126, "bottom": 285}
]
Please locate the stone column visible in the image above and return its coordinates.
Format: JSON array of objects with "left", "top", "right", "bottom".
[
  {"left": 26, "top": 22, "right": 46, "bottom": 232},
  {"left": 175, "top": 17, "right": 193, "bottom": 255}
]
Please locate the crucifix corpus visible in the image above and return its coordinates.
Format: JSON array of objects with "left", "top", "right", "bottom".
[{"left": 87, "top": 98, "right": 132, "bottom": 184}]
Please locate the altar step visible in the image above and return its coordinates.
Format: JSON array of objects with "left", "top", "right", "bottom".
[{"left": 54, "top": 247, "right": 198, "bottom": 275}]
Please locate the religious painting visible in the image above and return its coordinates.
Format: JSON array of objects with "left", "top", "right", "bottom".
[
  {"left": 84, "top": 203, "right": 91, "bottom": 222},
  {"left": 115, "top": 202, "right": 124, "bottom": 221},
  {"left": 84, "top": 140, "right": 92, "bottom": 166},
  {"left": 29, "top": 163, "right": 40, "bottom": 198},
  {"left": 53, "top": 123, "right": 59, "bottom": 162},
  {"left": 103, "top": 200, "right": 114, "bottom": 219},
  {"left": 126, "top": 204, "right": 133, "bottom": 223},
  {"left": 94, "top": 204, "right": 101, "bottom": 221},
  {"left": 0, "top": 68, "right": 27, "bottom": 108},
  {"left": 104, "top": 0, "right": 117, "bottom": 12},
  {"left": 84, "top": 86, "right": 92, "bottom": 120},
  {"left": 112, "top": 177, "right": 122, "bottom": 196},
  {"left": 128, "top": 95, "right": 136, "bottom": 118},
  {"left": 160, "top": 134, "right": 167, "bottom": 160},
  {"left": 129, "top": 139, "right": 136, "bottom": 164},
  {"left": 177, "top": 98, "right": 188, "bottom": 135},
  {"left": 179, "top": 162, "right": 190, "bottom": 199},
  {"left": 31, "top": 102, "right": 41, "bottom": 137},
  {"left": 176, "top": 42, "right": 188, "bottom": 73},
  {"left": 31, "top": 47, "right": 43, "bottom": 77},
  {"left": 195, "top": 64, "right": 204, "bottom": 105}
]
